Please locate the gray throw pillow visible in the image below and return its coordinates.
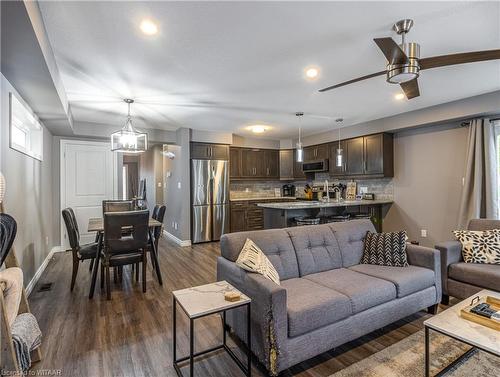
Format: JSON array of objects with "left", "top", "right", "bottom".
[{"left": 361, "top": 230, "right": 409, "bottom": 267}]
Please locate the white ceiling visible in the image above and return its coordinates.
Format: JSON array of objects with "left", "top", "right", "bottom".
[{"left": 38, "top": 1, "right": 500, "bottom": 139}]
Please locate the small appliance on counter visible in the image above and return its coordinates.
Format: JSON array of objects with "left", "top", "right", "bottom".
[{"left": 282, "top": 184, "right": 296, "bottom": 197}]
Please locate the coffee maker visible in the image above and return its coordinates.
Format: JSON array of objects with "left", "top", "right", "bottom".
[{"left": 282, "top": 184, "right": 296, "bottom": 197}]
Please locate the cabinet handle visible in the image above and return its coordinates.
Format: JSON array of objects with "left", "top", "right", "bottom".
[
  {"left": 210, "top": 147, "right": 213, "bottom": 157},
  {"left": 364, "top": 161, "right": 367, "bottom": 172},
  {"left": 267, "top": 167, "right": 269, "bottom": 175}
]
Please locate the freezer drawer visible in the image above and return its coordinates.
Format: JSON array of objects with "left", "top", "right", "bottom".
[
  {"left": 212, "top": 204, "right": 229, "bottom": 241},
  {"left": 192, "top": 205, "right": 212, "bottom": 243}
]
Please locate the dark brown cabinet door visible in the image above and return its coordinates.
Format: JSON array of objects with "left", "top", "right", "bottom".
[
  {"left": 229, "top": 148, "right": 242, "bottom": 178},
  {"left": 241, "top": 149, "right": 266, "bottom": 177},
  {"left": 265, "top": 150, "right": 279, "bottom": 178},
  {"left": 364, "top": 134, "right": 384, "bottom": 174},
  {"left": 329, "top": 141, "right": 345, "bottom": 176},
  {"left": 210, "top": 144, "right": 229, "bottom": 160},
  {"left": 345, "top": 137, "right": 364, "bottom": 175},
  {"left": 230, "top": 208, "right": 247, "bottom": 232},
  {"left": 190, "top": 143, "right": 211, "bottom": 159},
  {"left": 315, "top": 144, "right": 329, "bottom": 160},
  {"left": 303, "top": 146, "right": 316, "bottom": 162},
  {"left": 293, "top": 149, "right": 306, "bottom": 179},
  {"left": 279, "top": 149, "right": 294, "bottom": 179}
]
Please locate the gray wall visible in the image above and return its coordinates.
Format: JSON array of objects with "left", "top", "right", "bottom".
[
  {"left": 0, "top": 75, "right": 57, "bottom": 284},
  {"left": 384, "top": 123, "right": 468, "bottom": 247},
  {"left": 163, "top": 128, "right": 191, "bottom": 241}
]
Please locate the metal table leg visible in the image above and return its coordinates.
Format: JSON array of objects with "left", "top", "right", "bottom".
[
  {"left": 247, "top": 303, "right": 252, "bottom": 377},
  {"left": 425, "top": 326, "right": 430, "bottom": 377},
  {"left": 89, "top": 232, "right": 103, "bottom": 299},
  {"left": 149, "top": 229, "right": 163, "bottom": 285}
]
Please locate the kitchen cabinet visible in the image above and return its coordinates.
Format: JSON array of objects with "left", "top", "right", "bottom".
[
  {"left": 241, "top": 149, "right": 266, "bottom": 177},
  {"left": 279, "top": 149, "right": 294, "bottom": 180},
  {"left": 265, "top": 150, "right": 279, "bottom": 178},
  {"left": 329, "top": 140, "right": 345, "bottom": 176},
  {"left": 230, "top": 199, "right": 289, "bottom": 232},
  {"left": 304, "top": 144, "right": 329, "bottom": 162},
  {"left": 229, "top": 148, "right": 242, "bottom": 178},
  {"left": 345, "top": 137, "right": 365, "bottom": 175},
  {"left": 190, "top": 143, "right": 229, "bottom": 160}
]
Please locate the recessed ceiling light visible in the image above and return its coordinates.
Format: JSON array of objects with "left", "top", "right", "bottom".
[
  {"left": 248, "top": 125, "right": 267, "bottom": 134},
  {"left": 305, "top": 66, "right": 320, "bottom": 80},
  {"left": 394, "top": 93, "right": 405, "bottom": 100},
  {"left": 140, "top": 19, "right": 158, "bottom": 35}
]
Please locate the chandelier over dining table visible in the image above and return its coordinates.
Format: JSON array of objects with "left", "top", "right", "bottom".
[{"left": 111, "top": 99, "right": 148, "bottom": 153}]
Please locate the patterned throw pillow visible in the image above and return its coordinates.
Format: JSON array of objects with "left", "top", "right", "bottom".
[
  {"left": 361, "top": 231, "right": 409, "bottom": 267},
  {"left": 236, "top": 238, "right": 280, "bottom": 285},
  {"left": 453, "top": 230, "right": 500, "bottom": 264}
]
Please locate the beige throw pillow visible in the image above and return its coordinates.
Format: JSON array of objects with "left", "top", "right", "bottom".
[
  {"left": 453, "top": 229, "right": 500, "bottom": 264},
  {"left": 236, "top": 238, "right": 280, "bottom": 285}
]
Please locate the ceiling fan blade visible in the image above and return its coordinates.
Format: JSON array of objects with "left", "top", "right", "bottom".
[
  {"left": 318, "top": 70, "right": 386, "bottom": 92},
  {"left": 373, "top": 37, "right": 408, "bottom": 64},
  {"left": 400, "top": 78, "right": 420, "bottom": 99},
  {"left": 420, "top": 49, "right": 500, "bottom": 70}
]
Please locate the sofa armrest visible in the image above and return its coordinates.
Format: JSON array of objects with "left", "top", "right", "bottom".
[
  {"left": 216, "top": 257, "right": 287, "bottom": 375},
  {"left": 406, "top": 244, "right": 441, "bottom": 303},
  {"left": 435, "top": 240, "right": 462, "bottom": 295}
]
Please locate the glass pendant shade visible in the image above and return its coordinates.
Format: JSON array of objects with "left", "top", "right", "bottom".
[
  {"left": 111, "top": 99, "right": 147, "bottom": 153},
  {"left": 336, "top": 148, "right": 343, "bottom": 167},
  {"left": 296, "top": 143, "right": 304, "bottom": 163}
]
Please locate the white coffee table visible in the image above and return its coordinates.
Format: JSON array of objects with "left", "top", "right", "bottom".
[
  {"left": 172, "top": 281, "right": 251, "bottom": 377},
  {"left": 423, "top": 289, "right": 500, "bottom": 377}
]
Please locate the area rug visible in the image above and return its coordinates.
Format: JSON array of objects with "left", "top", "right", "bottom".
[{"left": 329, "top": 330, "right": 499, "bottom": 377}]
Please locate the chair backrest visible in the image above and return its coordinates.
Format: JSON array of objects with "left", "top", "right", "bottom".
[
  {"left": 152, "top": 205, "right": 166, "bottom": 240},
  {"left": 0, "top": 213, "right": 17, "bottom": 266},
  {"left": 67, "top": 207, "right": 79, "bottom": 234},
  {"left": 62, "top": 208, "right": 80, "bottom": 250},
  {"left": 468, "top": 219, "right": 500, "bottom": 231},
  {"left": 102, "top": 200, "right": 134, "bottom": 214},
  {"left": 104, "top": 210, "right": 149, "bottom": 253}
]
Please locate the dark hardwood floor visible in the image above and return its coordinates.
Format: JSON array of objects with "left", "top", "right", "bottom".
[{"left": 29, "top": 238, "right": 446, "bottom": 377}]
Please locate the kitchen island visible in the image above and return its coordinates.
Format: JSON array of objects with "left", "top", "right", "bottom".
[{"left": 257, "top": 199, "right": 393, "bottom": 232}]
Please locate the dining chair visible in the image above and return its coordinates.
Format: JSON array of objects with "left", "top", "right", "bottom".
[
  {"left": 62, "top": 208, "right": 98, "bottom": 291},
  {"left": 102, "top": 210, "right": 149, "bottom": 300},
  {"left": 102, "top": 200, "right": 134, "bottom": 213}
]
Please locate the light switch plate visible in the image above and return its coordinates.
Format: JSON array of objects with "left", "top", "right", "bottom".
[
  {"left": 177, "top": 182, "right": 181, "bottom": 189},
  {"left": 421, "top": 229, "right": 427, "bottom": 238}
]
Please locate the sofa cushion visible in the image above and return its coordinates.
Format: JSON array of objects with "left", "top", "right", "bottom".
[
  {"left": 236, "top": 238, "right": 280, "bottom": 285},
  {"left": 220, "top": 229, "right": 299, "bottom": 280},
  {"left": 304, "top": 268, "right": 397, "bottom": 313},
  {"left": 281, "top": 278, "right": 351, "bottom": 338},
  {"left": 448, "top": 262, "right": 500, "bottom": 291},
  {"left": 286, "top": 224, "right": 342, "bottom": 276},
  {"left": 361, "top": 231, "right": 409, "bottom": 267},
  {"left": 328, "top": 220, "right": 376, "bottom": 267},
  {"left": 349, "top": 264, "right": 435, "bottom": 298}
]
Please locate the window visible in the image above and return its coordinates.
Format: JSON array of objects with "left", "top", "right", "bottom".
[
  {"left": 122, "top": 165, "right": 128, "bottom": 200},
  {"left": 9, "top": 92, "right": 43, "bottom": 161}
]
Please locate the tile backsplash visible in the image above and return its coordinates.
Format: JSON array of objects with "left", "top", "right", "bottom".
[{"left": 230, "top": 176, "right": 394, "bottom": 200}]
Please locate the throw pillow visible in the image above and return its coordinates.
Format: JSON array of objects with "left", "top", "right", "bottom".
[
  {"left": 453, "top": 230, "right": 500, "bottom": 264},
  {"left": 361, "top": 231, "right": 409, "bottom": 267},
  {"left": 236, "top": 238, "right": 280, "bottom": 285}
]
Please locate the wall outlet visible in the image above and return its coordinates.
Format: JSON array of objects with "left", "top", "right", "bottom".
[
  {"left": 166, "top": 171, "right": 172, "bottom": 178},
  {"left": 157, "top": 182, "right": 162, "bottom": 188},
  {"left": 359, "top": 186, "right": 368, "bottom": 194},
  {"left": 171, "top": 221, "right": 175, "bottom": 228},
  {"left": 177, "top": 181, "right": 181, "bottom": 189},
  {"left": 421, "top": 229, "right": 427, "bottom": 238},
  {"left": 174, "top": 222, "right": 178, "bottom": 230},
  {"left": 45, "top": 236, "right": 49, "bottom": 246}
]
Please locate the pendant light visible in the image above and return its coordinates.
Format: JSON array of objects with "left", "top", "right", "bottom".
[
  {"left": 295, "top": 112, "right": 304, "bottom": 162},
  {"left": 335, "top": 118, "right": 344, "bottom": 167},
  {"left": 111, "top": 99, "right": 148, "bottom": 153}
]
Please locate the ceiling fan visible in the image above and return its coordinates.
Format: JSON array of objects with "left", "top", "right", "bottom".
[{"left": 319, "top": 19, "right": 500, "bottom": 99}]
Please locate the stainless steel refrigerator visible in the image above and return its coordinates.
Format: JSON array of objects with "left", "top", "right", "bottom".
[{"left": 191, "top": 159, "right": 229, "bottom": 243}]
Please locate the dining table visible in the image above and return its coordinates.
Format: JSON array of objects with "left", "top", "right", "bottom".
[{"left": 87, "top": 217, "right": 163, "bottom": 298}]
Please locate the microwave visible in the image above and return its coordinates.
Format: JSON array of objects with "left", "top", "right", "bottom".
[{"left": 302, "top": 159, "right": 329, "bottom": 173}]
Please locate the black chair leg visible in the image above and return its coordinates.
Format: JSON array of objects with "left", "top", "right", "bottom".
[
  {"left": 70, "top": 255, "right": 79, "bottom": 291},
  {"left": 142, "top": 252, "right": 147, "bottom": 293},
  {"left": 100, "top": 262, "right": 105, "bottom": 289},
  {"left": 89, "top": 258, "right": 94, "bottom": 272},
  {"left": 113, "top": 267, "right": 118, "bottom": 283},
  {"left": 136, "top": 262, "right": 139, "bottom": 282},
  {"left": 106, "top": 262, "right": 111, "bottom": 300}
]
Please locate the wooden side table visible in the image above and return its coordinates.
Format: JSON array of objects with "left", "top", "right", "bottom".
[{"left": 172, "top": 281, "right": 252, "bottom": 377}]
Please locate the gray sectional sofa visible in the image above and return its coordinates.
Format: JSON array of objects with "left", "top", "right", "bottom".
[
  {"left": 436, "top": 219, "right": 500, "bottom": 304},
  {"left": 217, "top": 219, "right": 442, "bottom": 375}
]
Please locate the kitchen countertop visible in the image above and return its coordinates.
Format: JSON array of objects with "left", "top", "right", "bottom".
[
  {"left": 230, "top": 197, "right": 297, "bottom": 202},
  {"left": 256, "top": 199, "right": 393, "bottom": 210}
]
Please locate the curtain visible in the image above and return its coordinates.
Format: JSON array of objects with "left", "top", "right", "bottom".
[{"left": 457, "top": 118, "right": 498, "bottom": 228}]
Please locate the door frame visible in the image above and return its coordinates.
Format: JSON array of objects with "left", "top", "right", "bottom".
[{"left": 60, "top": 139, "right": 118, "bottom": 248}]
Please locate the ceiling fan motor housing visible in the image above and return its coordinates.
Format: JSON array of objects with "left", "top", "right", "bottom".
[{"left": 387, "top": 42, "right": 420, "bottom": 84}]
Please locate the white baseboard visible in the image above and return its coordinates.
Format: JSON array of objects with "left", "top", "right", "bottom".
[
  {"left": 26, "top": 246, "right": 65, "bottom": 296},
  {"left": 163, "top": 230, "right": 191, "bottom": 247}
]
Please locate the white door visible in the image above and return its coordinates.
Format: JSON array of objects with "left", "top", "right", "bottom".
[{"left": 61, "top": 140, "right": 117, "bottom": 248}]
